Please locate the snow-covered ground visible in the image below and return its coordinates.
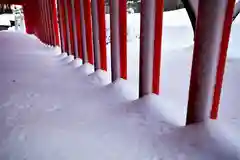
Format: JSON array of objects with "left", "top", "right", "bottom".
[{"left": 0, "top": 9, "right": 240, "bottom": 159}]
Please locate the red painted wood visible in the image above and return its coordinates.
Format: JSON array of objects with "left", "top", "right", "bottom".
[
  {"left": 39, "top": 1, "right": 45, "bottom": 42},
  {"left": 119, "top": 0, "right": 127, "bottom": 79},
  {"left": 67, "top": 0, "right": 75, "bottom": 55},
  {"left": 43, "top": 0, "right": 49, "bottom": 44},
  {"left": 211, "top": 0, "right": 236, "bottom": 119},
  {"left": 44, "top": 0, "right": 52, "bottom": 44},
  {"left": 74, "top": 0, "right": 83, "bottom": 59},
  {"left": 83, "top": 0, "right": 94, "bottom": 64},
  {"left": 23, "top": 3, "right": 34, "bottom": 34},
  {"left": 50, "top": 0, "right": 60, "bottom": 46},
  {"left": 152, "top": 0, "right": 164, "bottom": 94},
  {"left": 98, "top": 0, "right": 107, "bottom": 71},
  {"left": 59, "top": 0, "right": 68, "bottom": 52},
  {"left": 46, "top": 0, "right": 54, "bottom": 45}
]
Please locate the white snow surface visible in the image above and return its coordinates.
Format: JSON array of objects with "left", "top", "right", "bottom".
[{"left": 1, "top": 9, "right": 240, "bottom": 160}]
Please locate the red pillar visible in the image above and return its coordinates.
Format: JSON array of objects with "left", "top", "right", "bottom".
[
  {"left": 186, "top": 0, "right": 235, "bottom": 124},
  {"left": 40, "top": 0, "right": 48, "bottom": 43},
  {"left": 74, "top": 0, "right": 83, "bottom": 59},
  {"left": 45, "top": 0, "right": 54, "bottom": 45},
  {"left": 91, "top": 0, "right": 107, "bottom": 71},
  {"left": 83, "top": 0, "right": 94, "bottom": 64},
  {"left": 152, "top": 0, "right": 164, "bottom": 94},
  {"left": 60, "top": 0, "right": 68, "bottom": 52},
  {"left": 211, "top": 0, "right": 236, "bottom": 119},
  {"left": 109, "top": 0, "right": 127, "bottom": 81},
  {"left": 42, "top": 0, "right": 51, "bottom": 44},
  {"left": 57, "top": 0, "right": 66, "bottom": 52},
  {"left": 50, "top": 0, "right": 60, "bottom": 46},
  {"left": 23, "top": 3, "right": 34, "bottom": 34},
  {"left": 139, "top": 0, "right": 164, "bottom": 97},
  {"left": 67, "top": 0, "right": 75, "bottom": 55},
  {"left": 98, "top": 0, "right": 107, "bottom": 71},
  {"left": 119, "top": 0, "right": 127, "bottom": 79}
]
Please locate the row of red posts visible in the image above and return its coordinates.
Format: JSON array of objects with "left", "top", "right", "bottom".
[{"left": 22, "top": 0, "right": 235, "bottom": 125}]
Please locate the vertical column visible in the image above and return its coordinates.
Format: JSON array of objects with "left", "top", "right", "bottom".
[
  {"left": 98, "top": 0, "right": 107, "bottom": 71},
  {"left": 63, "top": 0, "right": 72, "bottom": 54},
  {"left": 23, "top": 4, "right": 34, "bottom": 34},
  {"left": 119, "top": 0, "right": 127, "bottom": 79},
  {"left": 186, "top": 0, "right": 235, "bottom": 124},
  {"left": 36, "top": 1, "right": 42, "bottom": 39},
  {"left": 66, "top": 0, "right": 75, "bottom": 55},
  {"left": 152, "top": 0, "right": 164, "bottom": 94},
  {"left": 79, "top": 0, "right": 88, "bottom": 63},
  {"left": 39, "top": 0, "right": 47, "bottom": 43},
  {"left": 109, "top": 0, "right": 127, "bottom": 81},
  {"left": 74, "top": 0, "right": 83, "bottom": 59},
  {"left": 91, "top": 0, "right": 107, "bottom": 71},
  {"left": 47, "top": 0, "right": 55, "bottom": 45},
  {"left": 41, "top": 0, "right": 47, "bottom": 43},
  {"left": 45, "top": 0, "right": 53, "bottom": 45},
  {"left": 91, "top": 0, "right": 101, "bottom": 70},
  {"left": 49, "top": 0, "right": 60, "bottom": 46},
  {"left": 57, "top": 0, "right": 65, "bottom": 52},
  {"left": 83, "top": 0, "right": 94, "bottom": 64},
  {"left": 139, "top": 0, "right": 164, "bottom": 97},
  {"left": 70, "top": 0, "right": 79, "bottom": 58},
  {"left": 110, "top": 0, "right": 120, "bottom": 81},
  {"left": 39, "top": 0, "right": 45, "bottom": 43},
  {"left": 59, "top": 0, "right": 68, "bottom": 52},
  {"left": 211, "top": 0, "right": 236, "bottom": 119},
  {"left": 43, "top": 0, "right": 51, "bottom": 44}
]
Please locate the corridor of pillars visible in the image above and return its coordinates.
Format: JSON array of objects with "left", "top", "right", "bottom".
[{"left": 22, "top": 0, "right": 236, "bottom": 125}]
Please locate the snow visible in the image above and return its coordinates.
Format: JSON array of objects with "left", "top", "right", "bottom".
[
  {"left": 0, "top": 9, "right": 240, "bottom": 160},
  {"left": 0, "top": 15, "right": 11, "bottom": 26}
]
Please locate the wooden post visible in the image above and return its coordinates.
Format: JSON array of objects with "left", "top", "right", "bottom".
[
  {"left": 57, "top": 0, "right": 65, "bottom": 52},
  {"left": 211, "top": 0, "right": 236, "bottom": 119},
  {"left": 186, "top": 0, "right": 235, "bottom": 125},
  {"left": 91, "top": 0, "right": 107, "bottom": 71},
  {"left": 83, "top": 0, "right": 94, "bottom": 64},
  {"left": 74, "top": 0, "right": 83, "bottom": 59},
  {"left": 139, "top": 0, "right": 164, "bottom": 97},
  {"left": 109, "top": 0, "right": 127, "bottom": 81},
  {"left": 70, "top": 0, "right": 79, "bottom": 58},
  {"left": 63, "top": 0, "right": 72, "bottom": 54}
]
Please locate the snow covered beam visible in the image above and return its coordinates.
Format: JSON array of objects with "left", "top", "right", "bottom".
[
  {"left": 186, "top": 0, "right": 235, "bottom": 125},
  {"left": 139, "top": 0, "right": 164, "bottom": 97},
  {"left": 91, "top": 0, "right": 107, "bottom": 71},
  {"left": 109, "top": 0, "right": 127, "bottom": 81}
]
